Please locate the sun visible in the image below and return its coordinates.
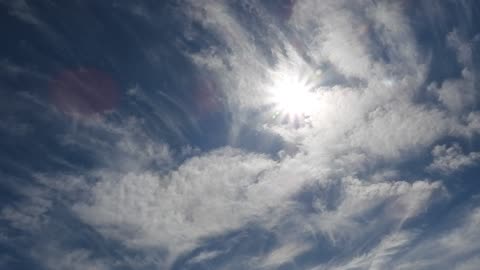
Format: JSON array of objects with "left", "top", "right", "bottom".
[{"left": 268, "top": 70, "right": 317, "bottom": 118}]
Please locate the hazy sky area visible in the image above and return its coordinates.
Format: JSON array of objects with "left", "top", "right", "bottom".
[{"left": 1, "top": 1, "right": 480, "bottom": 269}]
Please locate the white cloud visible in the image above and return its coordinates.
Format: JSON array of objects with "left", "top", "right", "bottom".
[
  {"left": 428, "top": 30, "right": 476, "bottom": 114},
  {"left": 427, "top": 143, "right": 480, "bottom": 174},
  {"left": 183, "top": 0, "right": 274, "bottom": 110},
  {"left": 187, "top": 250, "right": 225, "bottom": 265},
  {"left": 429, "top": 69, "right": 475, "bottom": 114},
  {"left": 72, "top": 140, "right": 445, "bottom": 266},
  {"left": 315, "top": 231, "right": 416, "bottom": 270},
  {"left": 70, "top": 1, "right": 472, "bottom": 268},
  {"left": 1, "top": 186, "right": 52, "bottom": 231},
  {"left": 4, "top": 1, "right": 480, "bottom": 269},
  {"left": 260, "top": 242, "right": 312, "bottom": 268},
  {"left": 310, "top": 204, "right": 480, "bottom": 270},
  {"left": 74, "top": 147, "right": 282, "bottom": 258},
  {"left": 467, "top": 112, "right": 480, "bottom": 135},
  {"left": 447, "top": 29, "right": 473, "bottom": 67},
  {"left": 347, "top": 102, "right": 452, "bottom": 159},
  {"left": 303, "top": 178, "right": 443, "bottom": 245},
  {"left": 59, "top": 116, "right": 174, "bottom": 171},
  {"left": 392, "top": 206, "right": 480, "bottom": 270}
]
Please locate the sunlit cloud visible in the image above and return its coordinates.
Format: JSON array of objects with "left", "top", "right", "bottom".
[
  {"left": 265, "top": 63, "right": 319, "bottom": 124},
  {"left": 1, "top": 0, "right": 480, "bottom": 270}
]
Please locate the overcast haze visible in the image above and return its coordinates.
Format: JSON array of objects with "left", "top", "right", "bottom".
[{"left": 1, "top": 1, "right": 480, "bottom": 269}]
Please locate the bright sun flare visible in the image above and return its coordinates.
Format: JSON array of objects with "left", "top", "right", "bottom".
[{"left": 269, "top": 71, "right": 317, "bottom": 117}]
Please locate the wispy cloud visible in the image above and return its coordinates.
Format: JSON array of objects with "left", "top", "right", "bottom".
[
  {"left": 1, "top": 0, "right": 480, "bottom": 269},
  {"left": 428, "top": 143, "right": 480, "bottom": 174}
]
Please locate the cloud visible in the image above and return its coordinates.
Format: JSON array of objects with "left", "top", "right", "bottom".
[
  {"left": 73, "top": 147, "right": 281, "bottom": 258},
  {"left": 58, "top": 116, "right": 175, "bottom": 172},
  {"left": 55, "top": 0, "right": 478, "bottom": 267},
  {"left": 1, "top": 185, "right": 52, "bottom": 231},
  {"left": 186, "top": 250, "right": 225, "bottom": 265},
  {"left": 2, "top": 0, "right": 480, "bottom": 269},
  {"left": 259, "top": 241, "right": 312, "bottom": 268},
  {"left": 32, "top": 246, "right": 110, "bottom": 270},
  {"left": 347, "top": 102, "right": 452, "bottom": 159},
  {"left": 293, "top": 178, "right": 444, "bottom": 249},
  {"left": 308, "top": 202, "right": 480, "bottom": 270},
  {"left": 455, "top": 256, "right": 480, "bottom": 270},
  {"left": 467, "top": 112, "right": 480, "bottom": 135},
  {"left": 317, "top": 231, "right": 416, "bottom": 270},
  {"left": 427, "top": 143, "right": 480, "bottom": 174},
  {"left": 392, "top": 205, "right": 480, "bottom": 270},
  {"left": 0, "top": 0, "right": 63, "bottom": 47},
  {"left": 1, "top": 0, "right": 45, "bottom": 27},
  {"left": 171, "top": 1, "right": 477, "bottom": 268},
  {"left": 71, "top": 142, "right": 444, "bottom": 267},
  {"left": 428, "top": 30, "right": 476, "bottom": 114}
]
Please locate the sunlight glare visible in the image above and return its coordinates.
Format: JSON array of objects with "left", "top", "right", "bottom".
[{"left": 269, "top": 71, "right": 317, "bottom": 117}]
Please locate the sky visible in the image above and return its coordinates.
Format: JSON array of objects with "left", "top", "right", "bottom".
[{"left": 1, "top": 0, "right": 480, "bottom": 269}]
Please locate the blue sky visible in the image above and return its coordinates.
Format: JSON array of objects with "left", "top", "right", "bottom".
[{"left": 1, "top": 0, "right": 480, "bottom": 269}]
